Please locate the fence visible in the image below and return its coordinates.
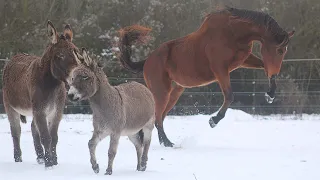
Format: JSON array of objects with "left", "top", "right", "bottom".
[{"left": 0, "top": 58, "right": 319, "bottom": 116}]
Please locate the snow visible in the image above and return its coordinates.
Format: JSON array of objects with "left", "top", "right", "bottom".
[{"left": 0, "top": 109, "right": 320, "bottom": 180}]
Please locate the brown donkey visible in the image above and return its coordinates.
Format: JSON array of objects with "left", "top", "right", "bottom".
[
  {"left": 118, "top": 7, "right": 295, "bottom": 147},
  {"left": 2, "top": 21, "right": 81, "bottom": 167}
]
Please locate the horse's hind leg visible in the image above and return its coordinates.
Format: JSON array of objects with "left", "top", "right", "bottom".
[
  {"left": 5, "top": 106, "right": 22, "bottom": 162},
  {"left": 162, "top": 85, "right": 184, "bottom": 122},
  {"left": 31, "top": 120, "right": 45, "bottom": 164},
  {"left": 150, "top": 80, "right": 174, "bottom": 147},
  {"left": 128, "top": 132, "right": 143, "bottom": 171},
  {"left": 209, "top": 72, "right": 233, "bottom": 128}
]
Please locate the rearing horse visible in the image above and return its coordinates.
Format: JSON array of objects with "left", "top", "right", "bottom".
[{"left": 118, "top": 7, "right": 295, "bottom": 147}]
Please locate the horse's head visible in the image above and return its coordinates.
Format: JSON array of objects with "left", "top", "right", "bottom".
[
  {"left": 261, "top": 30, "right": 295, "bottom": 77},
  {"left": 45, "top": 21, "right": 81, "bottom": 82},
  {"left": 261, "top": 30, "right": 295, "bottom": 103},
  {"left": 67, "top": 48, "right": 100, "bottom": 102}
]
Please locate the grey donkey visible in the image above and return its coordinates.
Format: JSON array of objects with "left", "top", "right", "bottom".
[
  {"left": 67, "top": 48, "right": 155, "bottom": 175},
  {"left": 2, "top": 21, "right": 81, "bottom": 168}
]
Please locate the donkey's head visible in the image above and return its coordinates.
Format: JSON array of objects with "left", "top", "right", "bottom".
[
  {"left": 46, "top": 21, "right": 81, "bottom": 81},
  {"left": 67, "top": 48, "right": 101, "bottom": 102}
]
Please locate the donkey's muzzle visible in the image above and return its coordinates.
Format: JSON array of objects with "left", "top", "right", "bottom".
[{"left": 68, "top": 93, "right": 79, "bottom": 102}]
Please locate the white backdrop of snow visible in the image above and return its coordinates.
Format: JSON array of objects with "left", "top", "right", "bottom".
[{"left": 0, "top": 108, "right": 319, "bottom": 180}]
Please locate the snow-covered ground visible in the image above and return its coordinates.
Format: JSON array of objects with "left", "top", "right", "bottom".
[{"left": 0, "top": 109, "right": 319, "bottom": 180}]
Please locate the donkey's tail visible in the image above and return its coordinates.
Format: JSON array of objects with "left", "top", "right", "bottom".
[
  {"left": 20, "top": 115, "right": 27, "bottom": 124},
  {"left": 118, "top": 25, "right": 152, "bottom": 74},
  {"left": 138, "top": 129, "right": 144, "bottom": 144}
]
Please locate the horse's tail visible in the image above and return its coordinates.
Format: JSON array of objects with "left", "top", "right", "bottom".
[
  {"left": 118, "top": 25, "right": 152, "bottom": 73},
  {"left": 20, "top": 115, "right": 27, "bottom": 124}
]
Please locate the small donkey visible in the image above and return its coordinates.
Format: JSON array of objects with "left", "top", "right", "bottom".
[
  {"left": 67, "top": 48, "right": 155, "bottom": 175},
  {"left": 2, "top": 21, "right": 81, "bottom": 168}
]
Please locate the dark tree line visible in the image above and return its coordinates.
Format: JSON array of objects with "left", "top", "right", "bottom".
[{"left": 0, "top": 0, "right": 319, "bottom": 115}]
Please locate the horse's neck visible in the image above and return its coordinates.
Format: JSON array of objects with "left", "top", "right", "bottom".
[
  {"left": 231, "top": 22, "right": 266, "bottom": 44},
  {"left": 89, "top": 72, "right": 120, "bottom": 109}
]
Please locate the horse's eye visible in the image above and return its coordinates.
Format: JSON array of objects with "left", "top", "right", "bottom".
[{"left": 278, "top": 49, "right": 284, "bottom": 55}]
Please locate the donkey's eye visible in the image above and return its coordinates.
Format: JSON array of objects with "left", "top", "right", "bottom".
[
  {"left": 81, "top": 76, "right": 89, "bottom": 80},
  {"left": 56, "top": 54, "right": 65, "bottom": 60}
]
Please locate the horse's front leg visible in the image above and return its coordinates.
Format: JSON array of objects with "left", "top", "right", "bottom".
[
  {"left": 265, "top": 75, "right": 276, "bottom": 103},
  {"left": 209, "top": 73, "right": 234, "bottom": 128}
]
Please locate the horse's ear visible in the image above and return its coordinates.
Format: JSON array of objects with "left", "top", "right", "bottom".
[
  {"left": 81, "top": 48, "right": 93, "bottom": 66},
  {"left": 64, "top": 24, "right": 73, "bottom": 41},
  {"left": 288, "top": 30, "right": 295, "bottom": 38},
  {"left": 47, "top": 20, "right": 58, "bottom": 44}
]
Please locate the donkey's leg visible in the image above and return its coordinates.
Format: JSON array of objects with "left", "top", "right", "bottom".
[
  {"left": 88, "top": 131, "right": 107, "bottom": 174},
  {"left": 49, "top": 106, "right": 64, "bottom": 166},
  {"left": 105, "top": 134, "right": 120, "bottom": 175},
  {"left": 128, "top": 132, "right": 143, "bottom": 171},
  {"left": 140, "top": 123, "right": 154, "bottom": 171},
  {"left": 31, "top": 120, "right": 45, "bottom": 164},
  {"left": 209, "top": 72, "right": 233, "bottom": 128},
  {"left": 33, "top": 112, "right": 53, "bottom": 167},
  {"left": 5, "top": 106, "right": 23, "bottom": 162},
  {"left": 240, "top": 53, "right": 264, "bottom": 69}
]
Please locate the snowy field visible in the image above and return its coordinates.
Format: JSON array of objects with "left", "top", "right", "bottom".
[{"left": 0, "top": 109, "right": 320, "bottom": 180}]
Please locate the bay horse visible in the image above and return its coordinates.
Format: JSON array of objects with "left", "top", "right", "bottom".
[
  {"left": 118, "top": 7, "right": 295, "bottom": 147},
  {"left": 67, "top": 48, "right": 155, "bottom": 175},
  {"left": 2, "top": 21, "right": 81, "bottom": 167}
]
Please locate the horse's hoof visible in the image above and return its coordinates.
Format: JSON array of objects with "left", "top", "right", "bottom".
[
  {"left": 37, "top": 157, "right": 45, "bottom": 164},
  {"left": 14, "top": 156, "right": 22, "bottom": 162},
  {"left": 265, "top": 92, "right": 274, "bottom": 104},
  {"left": 162, "top": 140, "right": 174, "bottom": 147},
  {"left": 92, "top": 164, "right": 100, "bottom": 174},
  {"left": 209, "top": 117, "right": 218, "bottom": 128},
  {"left": 105, "top": 169, "right": 112, "bottom": 175}
]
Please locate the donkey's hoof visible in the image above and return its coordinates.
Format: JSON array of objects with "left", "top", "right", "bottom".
[
  {"left": 45, "top": 166, "right": 54, "bottom": 170},
  {"left": 137, "top": 164, "right": 147, "bottom": 172},
  {"left": 52, "top": 157, "right": 58, "bottom": 166},
  {"left": 264, "top": 92, "right": 275, "bottom": 104},
  {"left": 92, "top": 164, "right": 100, "bottom": 174},
  {"left": 14, "top": 156, "right": 22, "bottom": 162},
  {"left": 105, "top": 169, "right": 112, "bottom": 175},
  {"left": 37, "top": 157, "right": 45, "bottom": 164},
  {"left": 44, "top": 159, "right": 54, "bottom": 168}
]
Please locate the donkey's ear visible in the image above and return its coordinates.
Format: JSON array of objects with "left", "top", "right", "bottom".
[
  {"left": 64, "top": 24, "right": 73, "bottom": 41},
  {"left": 81, "top": 48, "right": 93, "bottom": 66},
  {"left": 47, "top": 20, "right": 58, "bottom": 44},
  {"left": 73, "top": 49, "right": 82, "bottom": 64}
]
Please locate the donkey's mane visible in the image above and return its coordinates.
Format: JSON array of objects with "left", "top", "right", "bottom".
[{"left": 224, "top": 7, "right": 289, "bottom": 46}]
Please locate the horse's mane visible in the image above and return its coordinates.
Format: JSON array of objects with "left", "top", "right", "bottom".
[{"left": 210, "top": 7, "right": 289, "bottom": 46}]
